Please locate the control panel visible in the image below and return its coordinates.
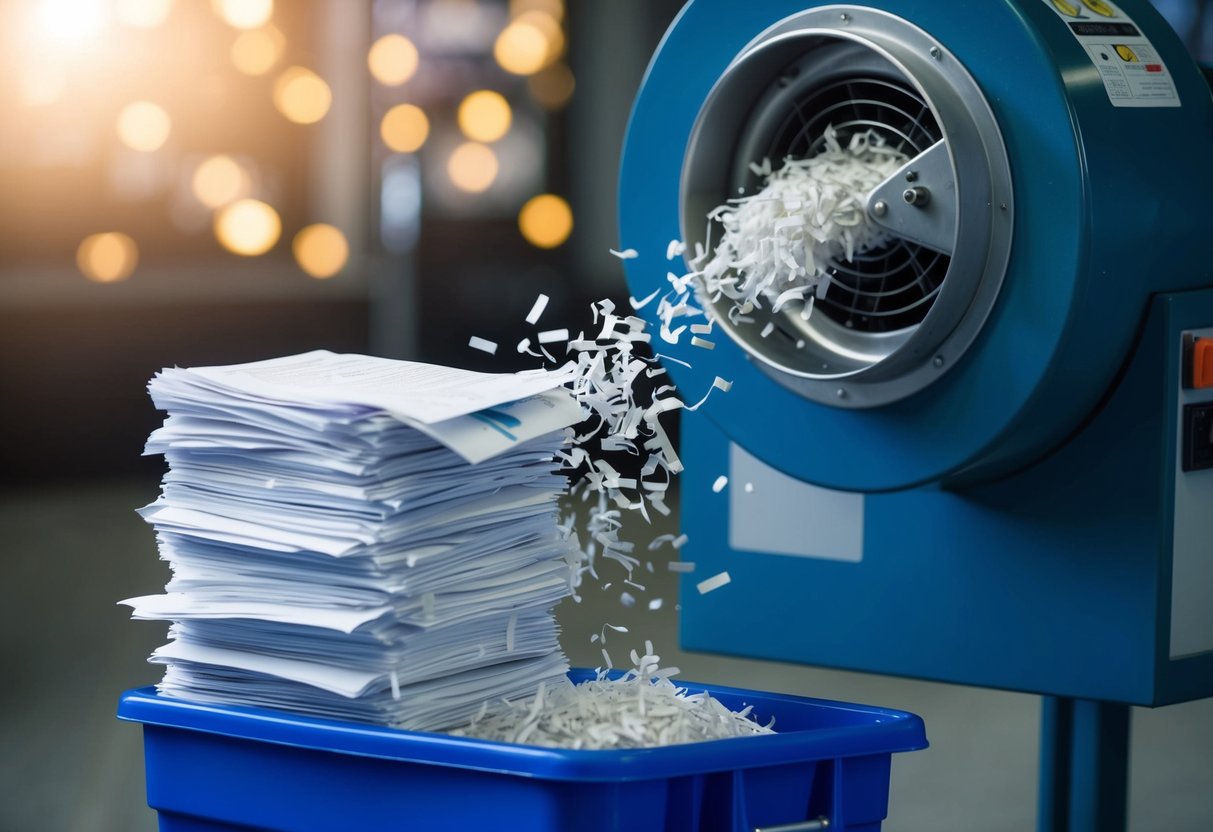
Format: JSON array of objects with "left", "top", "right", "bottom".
[
  {"left": 1172, "top": 328, "right": 1213, "bottom": 659},
  {"left": 1182, "top": 334, "right": 1213, "bottom": 472}
]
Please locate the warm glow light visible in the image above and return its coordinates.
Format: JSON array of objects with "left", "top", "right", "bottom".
[
  {"left": 368, "top": 34, "right": 419, "bottom": 86},
  {"left": 215, "top": 199, "right": 281, "bottom": 255},
  {"left": 515, "top": 11, "right": 563, "bottom": 64},
  {"left": 230, "top": 25, "right": 284, "bottom": 75},
  {"left": 293, "top": 224, "right": 349, "bottom": 279},
  {"left": 192, "top": 155, "right": 249, "bottom": 208},
  {"left": 457, "top": 90, "right": 512, "bottom": 143},
  {"left": 37, "top": 0, "right": 107, "bottom": 44},
  {"left": 18, "top": 63, "right": 68, "bottom": 107},
  {"left": 116, "top": 101, "right": 172, "bottom": 152},
  {"left": 213, "top": 0, "right": 272, "bottom": 29},
  {"left": 528, "top": 62, "right": 575, "bottom": 110},
  {"left": 77, "top": 232, "right": 138, "bottom": 283},
  {"left": 510, "top": 0, "right": 563, "bottom": 21},
  {"left": 115, "top": 0, "right": 173, "bottom": 28},
  {"left": 380, "top": 104, "right": 429, "bottom": 153},
  {"left": 518, "top": 194, "right": 572, "bottom": 249},
  {"left": 273, "top": 66, "right": 332, "bottom": 125},
  {"left": 493, "top": 20, "right": 548, "bottom": 76},
  {"left": 447, "top": 142, "right": 499, "bottom": 193}
]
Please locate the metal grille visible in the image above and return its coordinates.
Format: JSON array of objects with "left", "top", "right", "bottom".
[{"left": 746, "top": 75, "right": 947, "bottom": 334}]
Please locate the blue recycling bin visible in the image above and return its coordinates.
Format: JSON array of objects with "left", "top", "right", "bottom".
[{"left": 118, "top": 671, "right": 927, "bottom": 832}]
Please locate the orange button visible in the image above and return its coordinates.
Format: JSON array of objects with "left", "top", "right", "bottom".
[{"left": 1195, "top": 339, "right": 1213, "bottom": 389}]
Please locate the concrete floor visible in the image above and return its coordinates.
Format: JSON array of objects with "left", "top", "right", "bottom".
[{"left": 3, "top": 476, "right": 1211, "bottom": 832}]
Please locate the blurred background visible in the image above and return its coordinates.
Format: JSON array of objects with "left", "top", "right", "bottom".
[
  {"left": 0, "top": 1, "right": 1210, "bottom": 831},
  {"left": 0, "top": 0, "right": 688, "bottom": 484}
]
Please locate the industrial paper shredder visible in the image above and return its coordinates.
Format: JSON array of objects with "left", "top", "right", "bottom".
[{"left": 619, "top": 1, "right": 1213, "bottom": 829}]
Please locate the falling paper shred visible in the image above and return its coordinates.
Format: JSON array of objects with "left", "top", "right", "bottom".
[
  {"left": 525, "top": 293, "right": 550, "bottom": 325},
  {"left": 468, "top": 336, "right": 498, "bottom": 355},
  {"left": 686, "top": 376, "right": 733, "bottom": 412},
  {"left": 690, "top": 337, "right": 715, "bottom": 350},
  {"left": 697, "top": 571, "right": 731, "bottom": 594},
  {"left": 537, "top": 328, "right": 569, "bottom": 344},
  {"left": 648, "top": 598, "right": 663, "bottom": 611},
  {"left": 610, "top": 248, "right": 639, "bottom": 260},
  {"left": 712, "top": 475, "right": 728, "bottom": 493},
  {"left": 629, "top": 288, "right": 661, "bottom": 310},
  {"left": 668, "top": 561, "right": 696, "bottom": 573}
]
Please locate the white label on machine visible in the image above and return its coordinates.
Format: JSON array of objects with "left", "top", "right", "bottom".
[
  {"left": 728, "top": 443, "right": 864, "bottom": 562},
  {"left": 1040, "top": 0, "right": 1181, "bottom": 108}
]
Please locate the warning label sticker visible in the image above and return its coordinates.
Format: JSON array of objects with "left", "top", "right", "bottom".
[{"left": 1041, "top": 0, "right": 1181, "bottom": 108}]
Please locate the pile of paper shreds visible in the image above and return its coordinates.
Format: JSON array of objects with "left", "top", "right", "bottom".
[
  {"left": 455, "top": 642, "right": 774, "bottom": 749},
  {"left": 123, "top": 351, "right": 585, "bottom": 731}
]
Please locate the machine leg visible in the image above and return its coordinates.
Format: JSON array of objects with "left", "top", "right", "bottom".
[{"left": 1038, "top": 697, "right": 1131, "bottom": 832}]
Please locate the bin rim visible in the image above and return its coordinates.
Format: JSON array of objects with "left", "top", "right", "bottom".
[{"left": 117, "top": 671, "right": 927, "bottom": 783}]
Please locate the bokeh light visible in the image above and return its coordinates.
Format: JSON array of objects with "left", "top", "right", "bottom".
[
  {"left": 518, "top": 194, "right": 573, "bottom": 249},
  {"left": 368, "top": 34, "right": 419, "bottom": 86},
  {"left": 77, "top": 232, "right": 139, "bottom": 283},
  {"left": 230, "top": 25, "right": 285, "bottom": 75},
  {"left": 528, "top": 62, "right": 575, "bottom": 110},
  {"left": 493, "top": 19, "right": 548, "bottom": 76},
  {"left": 215, "top": 199, "right": 281, "bottom": 256},
  {"left": 510, "top": 0, "right": 563, "bottom": 21},
  {"left": 37, "top": 0, "right": 107, "bottom": 44},
  {"left": 273, "top": 66, "right": 332, "bottom": 125},
  {"left": 116, "top": 101, "right": 172, "bottom": 152},
  {"left": 447, "top": 142, "right": 499, "bottom": 193},
  {"left": 213, "top": 0, "right": 272, "bottom": 30},
  {"left": 115, "top": 0, "right": 173, "bottom": 28},
  {"left": 293, "top": 224, "right": 349, "bottom": 279},
  {"left": 380, "top": 104, "right": 430, "bottom": 153},
  {"left": 514, "top": 11, "right": 563, "bottom": 64},
  {"left": 191, "top": 155, "right": 249, "bottom": 209},
  {"left": 457, "top": 90, "right": 512, "bottom": 143}
]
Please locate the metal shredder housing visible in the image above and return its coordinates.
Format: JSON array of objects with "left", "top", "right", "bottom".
[{"left": 620, "top": 1, "right": 1213, "bottom": 826}]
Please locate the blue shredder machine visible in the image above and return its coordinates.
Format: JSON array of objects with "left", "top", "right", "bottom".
[{"left": 619, "top": 1, "right": 1213, "bottom": 829}]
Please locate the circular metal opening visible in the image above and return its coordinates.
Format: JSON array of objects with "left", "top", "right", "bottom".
[
  {"left": 681, "top": 7, "right": 1013, "bottom": 408},
  {"left": 735, "top": 41, "right": 946, "bottom": 337}
]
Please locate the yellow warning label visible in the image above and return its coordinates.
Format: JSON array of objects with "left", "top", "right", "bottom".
[
  {"left": 1114, "top": 43, "right": 1139, "bottom": 62},
  {"left": 1039, "top": 0, "right": 1180, "bottom": 108}
]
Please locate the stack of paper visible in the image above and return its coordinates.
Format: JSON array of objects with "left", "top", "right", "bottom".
[{"left": 123, "top": 351, "right": 584, "bottom": 731}]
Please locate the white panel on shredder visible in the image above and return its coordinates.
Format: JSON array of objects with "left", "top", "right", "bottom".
[
  {"left": 1171, "top": 327, "right": 1213, "bottom": 659},
  {"left": 728, "top": 442, "right": 864, "bottom": 562}
]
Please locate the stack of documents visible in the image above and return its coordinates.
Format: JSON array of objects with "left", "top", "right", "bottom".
[{"left": 123, "top": 351, "right": 583, "bottom": 731}]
